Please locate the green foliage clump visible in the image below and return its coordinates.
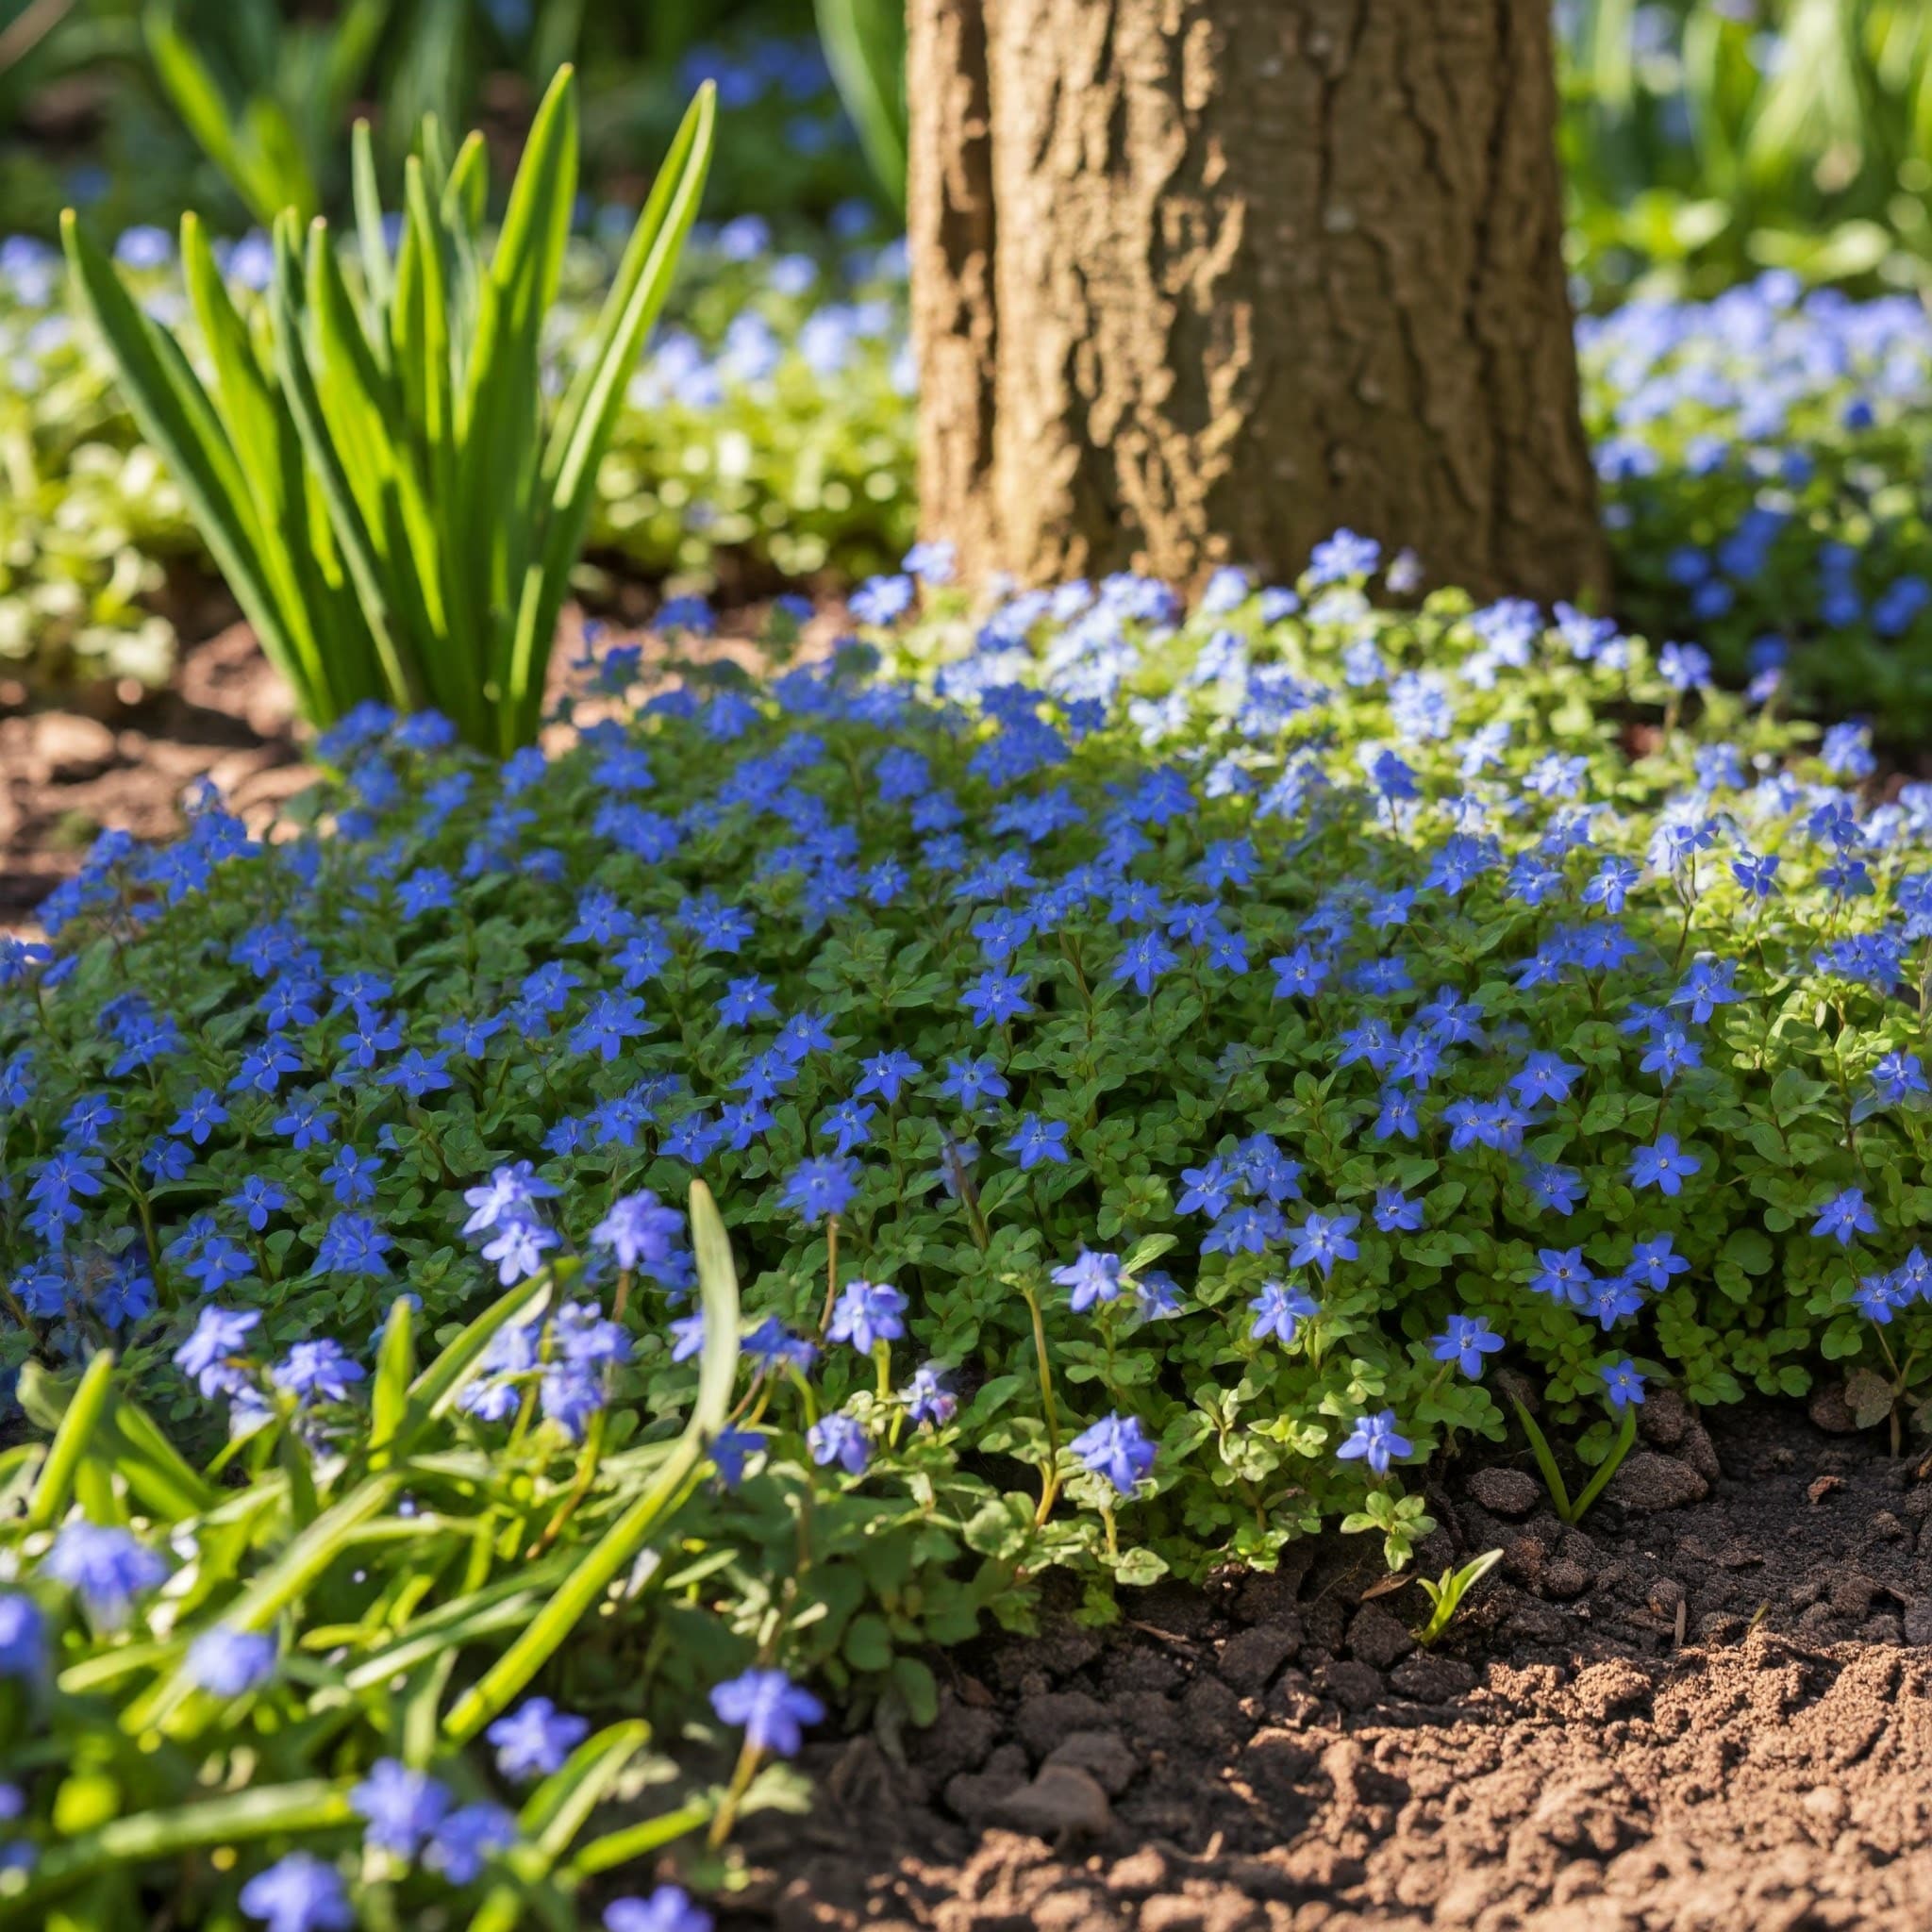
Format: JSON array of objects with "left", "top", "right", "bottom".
[
  {"left": 8, "top": 555, "right": 1932, "bottom": 1591},
  {"left": 62, "top": 67, "right": 715, "bottom": 750},
  {"left": 8, "top": 543, "right": 1932, "bottom": 1908},
  {"left": 1557, "top": 0, "right": 1932, "bottom": 303}
]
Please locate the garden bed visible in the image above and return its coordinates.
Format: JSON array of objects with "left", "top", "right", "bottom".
[
  {"left": 0, "top": 619, "right": 298, "bottom": 930},
  {"left": 732, "top": 1399, "right": 1932, "bottom": 1931}
]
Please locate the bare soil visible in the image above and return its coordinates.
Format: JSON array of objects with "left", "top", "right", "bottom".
[
  {"left": 725, "top": 1399, "right": 1932, "bottom": 1932},
  {"left": 0, "top": 622, "right": 303, "bottom": 930}
]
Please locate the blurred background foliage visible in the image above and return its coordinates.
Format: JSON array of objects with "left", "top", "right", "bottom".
[
  {"left": 1558, "top": 0, "right": 1932, "bottom": 302},
  {"left": 3, "top": 0, "right": 1932, "bottom": 714},
  {"left": 0, "top": 0, "right": 1923, "bottom": 301}
]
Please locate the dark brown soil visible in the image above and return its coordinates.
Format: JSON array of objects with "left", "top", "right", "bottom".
[
  {"left": 0, "top": 622, "right": 304, "bottom": 930},
  {"left": 725, "top": 1398, "right": 1932, "bottom": 1931}
]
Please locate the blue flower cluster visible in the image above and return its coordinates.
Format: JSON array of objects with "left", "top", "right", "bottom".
[
  {"left": 6, "top": 532, "right": 1932, "bottom": 1587},
  {"left": 1581, "top": 272, "right": 1932, "bottom": 724}
]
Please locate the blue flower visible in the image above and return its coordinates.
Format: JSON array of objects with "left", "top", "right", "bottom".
[
  {"left": 169, "top": 1088, "right": 229, "bottom": 1146},
  {"left": 1873, "top": 1052, "right": 1929, "bottom": 1105},
  {"left": 225, "top": 1166, "right": 286, "bottom": 1228},
  {"left": 901, "top": 1364, "right": 957, "bottom": 1427},
  {"left": 1307, "top": 527, "right": 1381, "bottom": 584},
  {"left": 854, "top": 1049, "right": 922, "bottom": 1103},
  {"left": 827, "top": 1278, "right": 907, "bottom": 1354},
  {"left": 1627, "top": 1234, "right": 1689, "bottom": 1291},
  {"left": 709, "top": 1668, "right": 825, "bottom": 1756},
  {"left": 351, "top": 1757, "right": 452, "bottom": 1857},
  {"left": 1335, "top": 1410, "right": 1412, "bottom": 1476},
  {"left": 238, "top": 1852, "right": 354, "bottom": 1932},
  {"left": 708, "top": 1427, "right": 765, "bottom": 1488},
  {"left": 480, "top": 1212, "right": 558, "bottom": 1286},
  {"left": 320, "top": 1145, "right": 380, "bottom": 1205},
  {"left": 1601, "top": 1359, "right": 1647, "bottom": 1410},
  {"left": 961, "top": 971, "right": 1032, "bottom": 1026},
  {"left": 604, "top": 1887, "right": 713, "bottom": 1932},
  {"left": 1249, "top": 1279, "right": 1317, "bottom": 1345},
  {"left": 780, "top": 1156, "right": 859, "bottom": 1222},
  {"left": 188, "top": 1625, "right": 277, "bottom": 1695},
  {"left": 488, "top": 1697, "right": 591, "bottom": 1781},
  {"left": 313, "top": 1213, "right": 392, "bottom": 1279},
  {"left": 1051, "top": 1247, "right": 1123, "bottom": 1312},
  {"left": 1629, "top": 1136, "right": 1699, "bottom": 1196},
  {"left": 175, "top": 1304, "right": 260, "bottom": 1398},
  {"left": 590, "top": 1191, "right": 688, "bottom": 1282},
  {"left": 271, "top": 1341, "right": 366, "bottom": 1407},
  {"left": 43, "top": 1523, "right": 168, "bottom": 1629},
  {"left": 0, "top": 1596, "right": 45, "bottom": 1678},
  {"left": 1111, "top": 932, "right": 1178, "bottom": 995},
  {"left": 935, "top": 1055, "right": 1008, "bottom": 1109},
  {"left": 1004, "top": 1115, "right": 1070, "bottom": 1171},
  {"left": 1811, "top": 1187, "right": 1877, "bottom": 1247},
  {"left": 425, "top": 1803, "right": 517, "bottom": 1884},
  {"left": 808, "top": 1412, "right": 872, "bottom": 1474},
  {"left": 1430, "top": 1316, "right": 1503, "bottom": 1378},
  {"left": 1071, "top": 1411, "right": 1158, "bottom": 1496},
  {"left": 1288, "top": 1210, "right": 1359, "bottom": 1279},
  {"left": 1374, "top": 1187, "right": 1423, "bottom": 1233}
]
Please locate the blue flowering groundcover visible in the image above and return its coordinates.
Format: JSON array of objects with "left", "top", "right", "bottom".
[{"left": 5, "top": 533, "right": 1932, "bottom": 1923}]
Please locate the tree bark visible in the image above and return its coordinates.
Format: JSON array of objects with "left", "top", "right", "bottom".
[{"left": 908, "top": 0, "right": 1609, "bottom": 608}]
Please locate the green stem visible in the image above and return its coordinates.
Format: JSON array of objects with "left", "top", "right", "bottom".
[{"left": 1021, "top": 1282, "right": 1062, "bottom": 1526}]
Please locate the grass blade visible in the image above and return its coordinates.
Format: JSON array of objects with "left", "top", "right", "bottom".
[
  {"left": 367, "top": 1295, "right": 415, "bottom": 1454},
  {"left": 512, "top": 81, "right": 714, "bottom": 745}
]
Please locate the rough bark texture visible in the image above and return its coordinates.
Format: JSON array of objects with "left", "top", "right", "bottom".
[
  {"left": 908, "top": 0, "right": 1609, "bottom": 607},
  {"left": 907, "top": 0, "right": 1001, "bottom": 575}
]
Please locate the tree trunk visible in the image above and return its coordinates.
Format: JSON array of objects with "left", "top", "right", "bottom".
[{"left": 908, "top": 0, "right": 1609, "bottom": 607}]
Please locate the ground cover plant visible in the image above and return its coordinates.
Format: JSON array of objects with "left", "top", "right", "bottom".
[
  {"left": 8, "top": 534, "right": 1932, "bottom": 1856},
  {"left": 1557, "top": 0, "right": 1932, "bottom": 302}
]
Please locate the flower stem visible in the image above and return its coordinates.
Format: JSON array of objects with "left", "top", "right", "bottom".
[{"left": 1021, "top": 1282, "right": 1062, "bottom": 1526}]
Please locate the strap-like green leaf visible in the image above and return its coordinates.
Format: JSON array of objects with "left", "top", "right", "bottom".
[
  {"left": 509, "top": 81, "right": 715, "bottom": 745},
  {"left": 461, "top": 66, "right": 578, "bottom": 732},
  {"left": 179, "top": 211, "right": 341, "bottom": 716},
  {"left": 0, "top": 1779, "right": 355, "bottom": 1923},
  {"left": 25, "top": 1348, "right": 115, "bottom": 1531},
  {"left": 815, "top": 0, "right": 908, "bottom": 208},
  {"left": 62, "top": 210, "right": 319, "bottom": 716},
  {"left": 367, "top": 1294, "right": 416, "bottom": 1454},
  {"left": 127, "top": 1470, "right": 405, "bottom": 1734},
  {"left": 464, "top": 1722, "right": 654, "bottom": 1932},
  {"left": 271, "top": 214, "right": 425, "bottom": 712},
  {"left": 351, "top": 118, "right": 395, "bottom": 372},
  {"left": 398, "top": 1267, "right": 556, "bottom": 1444}
]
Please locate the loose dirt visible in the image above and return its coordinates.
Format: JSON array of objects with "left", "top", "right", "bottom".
[{"left": 725, "top": 1399, "right": 1932, "bottom": 1932}]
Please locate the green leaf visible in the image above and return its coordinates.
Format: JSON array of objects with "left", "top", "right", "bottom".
[
  {"left": 368, "top": 1295, "right": 416, "bottom": 1455},
  {"left": 0, "top": 1780, "right": 354, "bottom": 1920},
  {"left": 62, "top": 210, "right": 321, "bottom": 719},
  {"left": 268, "top": 213, "right": 424, "bottom": 716},
  {"left": 814, "top": 0, "right": 907, "bottom": 208},
  {"left": 515, "top": 81, "right": 715, "bottom": 746},
  {"left": 25, "top": 1350, "right": 115, "bottom": 1532}
]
